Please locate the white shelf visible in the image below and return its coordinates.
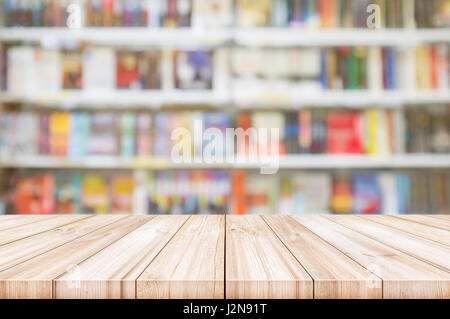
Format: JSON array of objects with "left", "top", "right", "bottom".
[
  {"left": 0, "top": 27, "right": 231, "bottom": 47},
  {"left": 1, "top": 28, "right": 449, "bottom": 47},
  {"left": 233, "top": 28, "right": 450, "bottom": 47},
  {"left": 0, "top": 90, "right": 230, "bottom": 108},
  {"left": 2, "top": 90, "right": 450, "bottom": 108},
  {"left": 2, "top": 155, "right": 450, "bottom": 169},
  {"left": 233, "top": 90, "right": 450, "bottom": 108}
]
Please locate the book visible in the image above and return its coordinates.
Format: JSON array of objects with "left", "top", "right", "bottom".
[
  {"left": 352, "top": 174, "right": 382, "bottom": 214},
  {"left": 111, "top": 175, "right": 134, "bottom": 214},
  {"left": 62, "top": 51, "right": 83, "bottom": 89},
  {"left": 83, "top": 47, "right": 116, "bottom": 91},
  {"left": 88, "top": 112, "right": 118, "bottom": 155},
  {"left": 116, "top": 51, "right": 141, "bottom": 89},
  {"left": 55, "top": 173, "right": 81, "bottom": 214},
  {"left": 174, "top": 50, "right": 213, "bottom": 90},
  {"left": 15, "top": 174, "right": 55, "bottom": 214},
  {"left": 327, "top": 111, "right": 363, "bottom": 154},
  {"left": 49, "top": 112, "right": 70, "bottom": 157},
  {"left": 81, "top": 174, "right": 108, "bottom": 214},
  {"left": 331, "top": 175, "right": 352, "bottom": 214},
  {"left": 120, "top": 112, "right": 136, "bottom": 157}
]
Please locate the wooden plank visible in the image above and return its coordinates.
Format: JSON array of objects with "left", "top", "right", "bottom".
[
  {"left": 361, "top": 215, "right": 450, "bottom": 246},
  {"left": 0, "top": 215, "right": 90, "bottom": 246},
  {"left": 395, "top": 215, "right": 450, "bottom": 231},
  {"left": 0, "top": 215, "right": 151, "bottom": 298},
  {"left": 430, "top": 215, "right": 450, "bottom": 222},
  {"left": 0, "top": 215, "right": 125, "bottom": 272},
  {"left": 264, "top": 215, "right": 381, "bottom": 299},
  {"left": 137, "top": 215, "right": 224, "bottom": 299},
  {"left": 225, "top": 216, "right": 313, "bottom": 299},
  {"left": 295, "top": 215, "right": 450, "bottom": 299},
  {"left": 55, "top": 215, "right": 189, "bottom": 299},
  {"left": 0, "top": 215, "right": 56, "bottom": 231},
  {"left": 328, "top": 215, "right": 450, "bottom": 272}
]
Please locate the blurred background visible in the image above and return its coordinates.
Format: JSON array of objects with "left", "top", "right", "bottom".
[{"left": 0, "top": 0, "right": 449, "bottom": 215}]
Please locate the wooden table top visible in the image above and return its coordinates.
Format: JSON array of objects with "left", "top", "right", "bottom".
[{"left": 0, "top": 214, "right": 449, "bottom": 299}]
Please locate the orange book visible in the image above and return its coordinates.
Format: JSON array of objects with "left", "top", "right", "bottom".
[
  {"left": 231, "top": 171, "right": 246, "bottom": 215},
  {"left": 111, "top": 175, "right": 134, "bottom": 214},
  {"left": 15, "top": 174, "right": 55, "bottom": 214},
  {"left": 319, "top": 0, "right": 336, "bottom": 28},
  {"left": 430, "top": 46, "right": 438, "bottom": 90},
  {"left": 331, "top": 176, "right": 352, "bottom": 214}
]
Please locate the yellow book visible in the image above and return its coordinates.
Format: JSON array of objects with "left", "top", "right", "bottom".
[
  {"left": 415, "top": 46, "right": 431, "bottom": 90},
  {"left": 49, "top": 112, "right": 69, "bottom": 156},
  {"left": 365, "top": 109, "right": 378, "bottom": 155}
]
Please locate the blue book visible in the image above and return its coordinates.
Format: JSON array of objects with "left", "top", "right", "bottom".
[
  {"left": 396, "top": 173, "right": 410, "bottom": 214},
  {"left": 352, "top": 174, "right": 382, "bottom": 214}
]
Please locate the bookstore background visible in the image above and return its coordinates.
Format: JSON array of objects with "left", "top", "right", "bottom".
[{"left": 0, "top": 0, "right": 449, "bottom": 216}]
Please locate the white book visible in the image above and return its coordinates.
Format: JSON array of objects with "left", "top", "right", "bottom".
[
  {"left": 147, "top": 0, "right": 161, "bottom": 28},
  {"left": 83, "top": 47, "right": 116, "bottom": 91},
  {"left": 378, "top": 173, "right": 399, "bottom": 214},
  {"left": 397, "top": 47, "right": 420, "bottom": 91},
  {"left": 393, "top": 108, "right": 406, "bottom": 154},
  {"left": 7, "top": 46, "right": 35, "bottom": 94},
  {"left": 293, "top": 173, "right": 331, "bottom": 214},
  {"left": 191, "top": 0, "right": 232, "bottom": 28},
  {"left": 133, "top": 170, "right": 149, "bottom": 215},
  {"left": 368, "top": 47, "right": 383, "bottom": 91},
  {"left": 402, "top": 0, "right": 416, "bottom": 29},
  {"left": 297, "top": 48, "right": 321, "bottom": 77},
  {"left": 33, "top": 49, "right": 62, "bottom": 94},
  {"left": 376, "top": 110, "right": 390, "bottom": 155}
]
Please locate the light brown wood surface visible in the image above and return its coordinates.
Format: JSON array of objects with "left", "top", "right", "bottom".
[
  {"left": 56, "top": 215, "right": 188, "bottom": 299},
  {"left": 0, "top": 215, "right": 448, "bottom": 299},
  {"left": 361, "top": 215, "right": 450, "bottom": 246},
  {"left": 137, "top": 215, "right": 225, "bottom": 299},
  {"left": 263, "top": 215, "right": 381, "bottom": 299},
  {"left": 0, "top": 215, "right": 125, "bottom": 272},
  {"left": 295, "top": 215, "right": 450, "bottom": 299},
  {"left": 329, "top": 215, "right": 450, "bottom": 272},
  {"left": 0, "top": 215, "right": 56, "bottom": 231},
  {"left": 226, "top": 215, "right": 313, "bottom": 299},
  {"left": 395, "top": 215, "right": 450, "bottom": 231},
  {"left": 0, "top": 215, "right": 89, "bottom": 246},
  {"left": 0, "top": 215, "right": 150, "bottom": 298}
]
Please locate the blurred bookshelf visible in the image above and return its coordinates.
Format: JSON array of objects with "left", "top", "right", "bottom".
[{"left": 0, "top": 0, "right": 449, "bottom": 215}]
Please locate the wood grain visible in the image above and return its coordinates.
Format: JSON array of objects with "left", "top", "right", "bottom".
[
  {"left": 0, "top": 215, "right": 448, "bottom": 299},
  {"left": 137, "top": 215, "right": 225, "bottom": 299},
  {"left": 295, "top": 215, "right": 450, "bottom": 299},
  {"left": 395, "top": 215, "right": 450, "bottom": 231},
  {"left": 226, "top": 216, "right": 313, "bottom": 299},
  {"left": 0, "top": 215, "right": 124, "bottom": 272},
  {"left": 430, "top": 215, "right": 450, "bottom": 222},
  {"left": 361, "top": 215, "right": 450, "bottom": 246},
  {"left": 0, "top": 215, "right": 150, "bottom": 298},
  {"left": 264, "top": 215, "right": 381, "bottom": 299},
  {"left": 0, "top": 215, "right": 55, "bottom": 231},
  {"left": 55, "top": 215, "right": 188, "bottom": 299},
  {"left": 328, "top": 215, "right": 450, "bottom": 272},
  {"left": 0, "top": 215, "right": 90, "bottom": 246}
]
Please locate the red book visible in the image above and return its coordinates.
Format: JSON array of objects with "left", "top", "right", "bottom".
[
  {"left": 327, "top": 111, "right": 363, "bottom": 154},
  {"left": 15, "top": 174, "right": 55, "bottom": 214},
  {"left": 116, "top": 52, "right": 140, "bottom": 89}
]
